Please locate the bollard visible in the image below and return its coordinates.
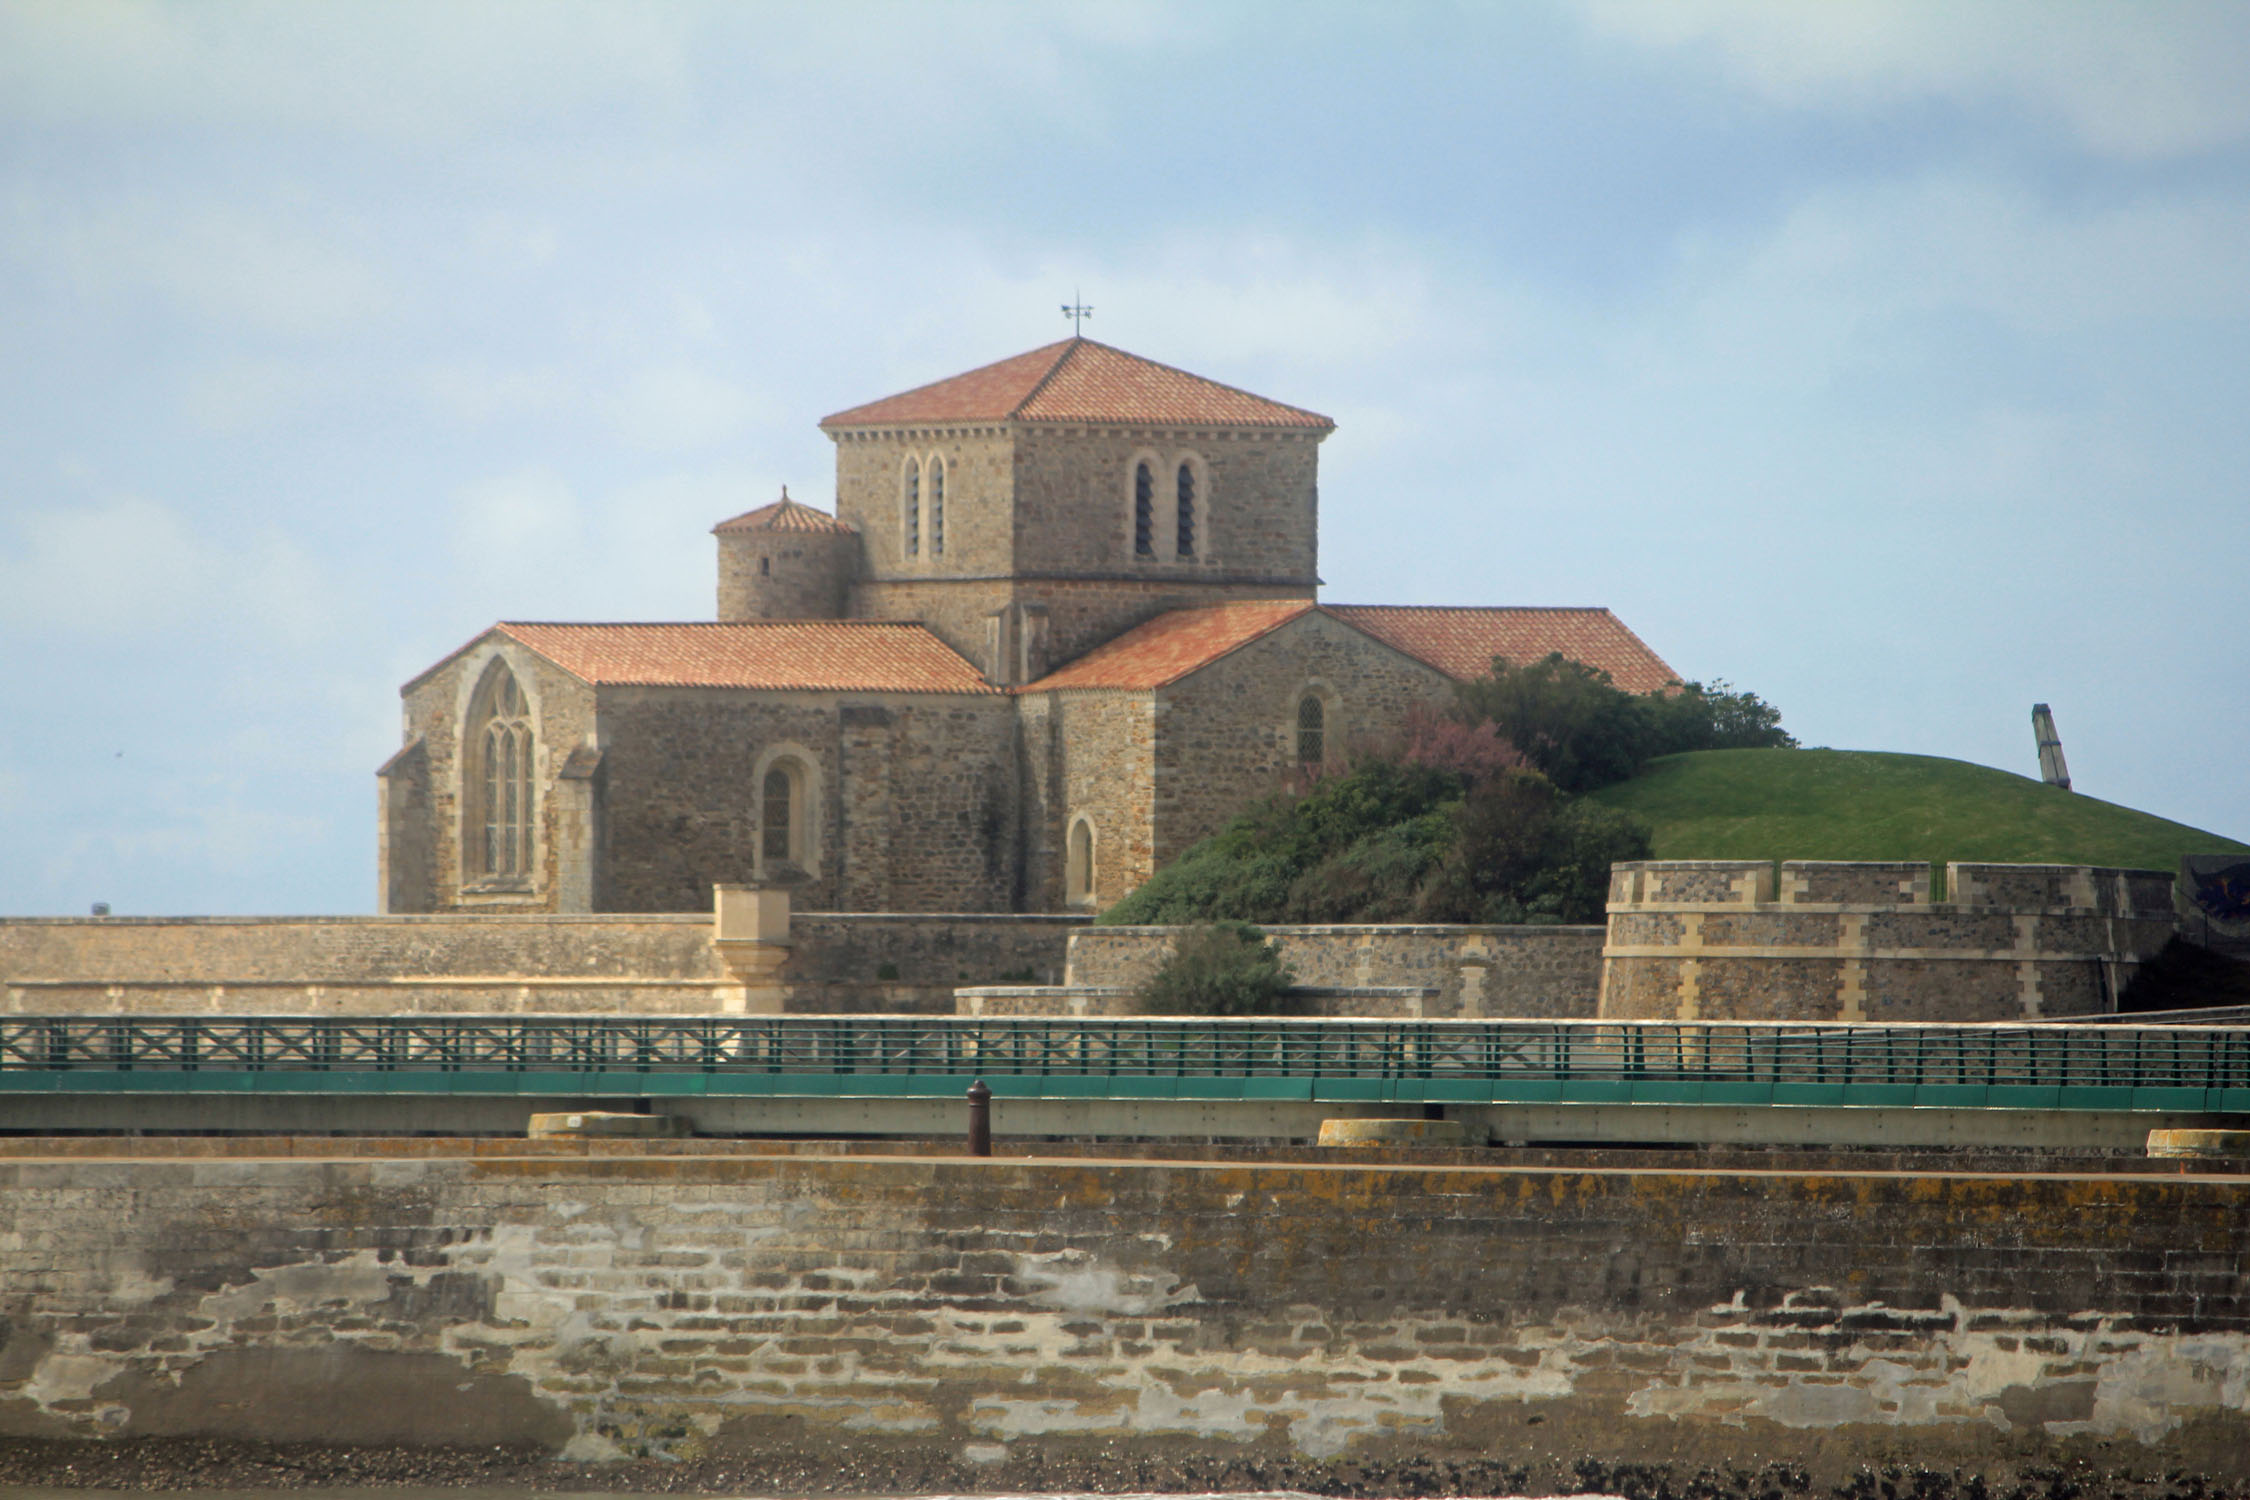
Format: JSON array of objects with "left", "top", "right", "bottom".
[{"left": 966, "top": 1078, "right": 992, "bottom": 1157}]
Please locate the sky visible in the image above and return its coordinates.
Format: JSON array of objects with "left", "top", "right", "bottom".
[{"left": 2, "top": 0, "right": 2246, "bottom": 916}]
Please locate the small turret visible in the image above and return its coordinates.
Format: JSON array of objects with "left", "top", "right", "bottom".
[{"left": 713, "top": 488, "right": 859, "bottom": 621}]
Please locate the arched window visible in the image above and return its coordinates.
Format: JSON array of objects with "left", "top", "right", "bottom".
[
  {"left": 1066, "top": 817, "right": 1096, "bottom": 906},
  {"left": 1133, "top": 461, "right": 1155, "bottom": 557},
  {"left": 762, "top": 764, "right": 797, "bottom": 863},
  {"left": 474, "top": 665, "right": 534, "bottom": 882},
  {"left": 928, "top": 456, "right": 945, "bottom": 557},
  {"left": 902, "top": 458, "right": 921, "bottom": 558},
  {"left": 1176, "top": 461, "right": 1196, "bottom": 558},
  {"left": 1295, "top": 694, "right": 1325, "bottom": 767}
]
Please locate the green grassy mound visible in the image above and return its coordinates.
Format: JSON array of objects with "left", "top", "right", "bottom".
[{"left": 1585, "top": 748, "right": 2246, "bottom": 882}]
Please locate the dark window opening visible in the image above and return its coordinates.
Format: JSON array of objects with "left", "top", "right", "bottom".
[
  {"left": 1296, "top": 695, "right": 1325, "bottom": 766},
  {"left": 1176, "top": 462, "right": 1196, "bottom": 557},
  {"left": 1133, "top": 462, "right": 1154, "bottom": 556},
  {"left": 929, "top": 458, "right": 946, "bottom": 556}
]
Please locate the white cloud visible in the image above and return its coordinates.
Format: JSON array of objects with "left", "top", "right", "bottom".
[
  {"left": 1581, "top": 0, "right": 2250, "bottom": 159},
  {"left": 0, "top": 490, "right": 332, "bottom": 640},
  {"left": 450, "top": 468, "right": 585, "bottom": 600},
  {"left": 606, "top": 365, "right": 769, "bottom": 452},
  {"left": 423, "top": 361, "right": 573, "bottom": 426},
  {"left": 0, "top": 0, "right": 692, "bottom": 141},
  {"left": 2, "top": 194, "right": 392, "bottom": 339}
]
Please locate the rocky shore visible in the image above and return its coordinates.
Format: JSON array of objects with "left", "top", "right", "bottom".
[{"left": 0, "top": 1440, "right": 2244, "bottom": 1500}]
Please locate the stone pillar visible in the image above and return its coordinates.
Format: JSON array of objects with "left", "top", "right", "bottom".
[{"left": 712, "top": 884, "right": 791, "bottom": 1015}]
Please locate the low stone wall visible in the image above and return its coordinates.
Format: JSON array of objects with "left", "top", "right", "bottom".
[
  {"left": 0, "top": 911, "right": 1085, "bottom": 1017},
  {"left": 954, "top": 984, "right": 1439, "bottom": 1017},
  {"left": 1601, "top": 860, "right": 2180, "bottom": 1022},
  {"left": 1066, "top": 924, "right": 1604, "bottom": 1019},
  {"left": 0, "top": 1146, "right": 2244, "bottom": 1479}
]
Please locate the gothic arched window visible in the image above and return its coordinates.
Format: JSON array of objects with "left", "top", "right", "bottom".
[
  {"left": 1176, "top": 460, "right": 1197, "bottom": 558},
  {"left": 475, "top": 665, "right": 534, "bottom": 882},
  {"left": 1066, "top": 817, "right": 1097, "bottom": 907},
  {"left": 902, "top": 458, "right": 921, "bottom": 558},
  {"left": 1295, "top": 694, "right": 1326, "bottom": 767},
  {"left": 1133, "top": 461, "right": 1155, "bottom": 557},
  {"left": 928, "top": 457, "right": 946, "bottom": 557}
]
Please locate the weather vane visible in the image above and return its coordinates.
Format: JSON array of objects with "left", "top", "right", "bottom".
[{"left": 1062, "top": 292, "right": 1092, "bottom": 335}]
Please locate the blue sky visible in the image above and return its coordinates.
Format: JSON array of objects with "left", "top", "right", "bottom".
[{"left": 2, "top": 1, "right": 2246, "bottom": 915}]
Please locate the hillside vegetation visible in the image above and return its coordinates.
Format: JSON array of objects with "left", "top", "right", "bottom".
[{"left": 1586, "top": 748, "right": 2247, "bottom": 882}]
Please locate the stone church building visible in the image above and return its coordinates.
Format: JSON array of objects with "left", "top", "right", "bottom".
[{"left": 377, "top": 339, "right": 1674, "bottom": 915}]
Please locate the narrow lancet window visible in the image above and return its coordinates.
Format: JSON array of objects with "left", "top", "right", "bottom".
[
  {"left": 903, "top": 459, "right": 921, "bottom": 558},
  {"left": 1295, "top": 695, "right": 1325, "bottom": 766},
  {"left": 1133, "top": 462, "right": 1154, "bottom": 556},
  {"left": 1067, "top": 818, "right": 1096, "bottom": 906},
  {"left": 478, "top": 667, "right": 534, "bottom": 880},
  {"left": 762, "top": 765, "right": 795, "bottom": 862},
  {"left": 929, "top": 458, "right": 946, "bottom": 557},
  {"left": 1176, "top": 461, "right": 1196, "bottom": 558}
]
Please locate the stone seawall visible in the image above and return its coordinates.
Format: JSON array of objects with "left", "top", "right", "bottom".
[
  {"left": 1066, "top": 925, "right": 1605, "bottom": 1018},
  {"left": 2, "top": 1146, "right": 2244, "bottom": 1478}
]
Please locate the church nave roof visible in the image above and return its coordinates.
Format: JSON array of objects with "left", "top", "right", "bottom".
[
  {"left": 476, "top": 620, "right": 998, "bottom": 694},
  {"left": 819, "top": 338, "right": 1333, "bottom": 431}
]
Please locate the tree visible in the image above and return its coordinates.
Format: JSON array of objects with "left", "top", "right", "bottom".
[
  {"left": 1135, "top": 922, "right": 1298, "bottom": 1015},
  {"left": 1450, "top": 654, "right": 1795, "bottom": 794}
]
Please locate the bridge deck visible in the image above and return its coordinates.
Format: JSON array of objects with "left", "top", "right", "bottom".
[{"left": 2, "top": 1015, "right": 2246, "bottom": 1113}]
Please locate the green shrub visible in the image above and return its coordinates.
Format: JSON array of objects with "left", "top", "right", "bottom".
[{"left": 1135, "top": 922, "right": 1298, "bottom": 1016}]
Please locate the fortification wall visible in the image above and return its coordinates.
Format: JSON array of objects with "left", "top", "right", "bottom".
[
  {"left": 1601, "top": 860, "right": 2179, "bottom": 1022},
  {"left": 0, "top": 912, "right": 1083, "bottom": 1016},
  {"left": 1066, "top": 924, "right": 1605, "bottom": 1018},
  {"left": 1, "top": 1147, "right": 2244, "bottom": 1479}
]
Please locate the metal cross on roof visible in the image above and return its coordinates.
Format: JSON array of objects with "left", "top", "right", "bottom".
[{"left": 1061, "top": 294, "right": 1093, "bottom": 334}]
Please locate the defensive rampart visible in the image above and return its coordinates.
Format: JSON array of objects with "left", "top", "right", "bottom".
[
  {"left": 0, "top": 1144, "right": 2244, "bottom": 1480},
  {"left": 0, "top": 910, "right": 1082, "bottom": 1016},
  {"left": 1064, "top": 924, "right": 1606, "bottom": 1017},
  {"left": 1601, "top": 861, "right": 2177, "bottom": 1022}
]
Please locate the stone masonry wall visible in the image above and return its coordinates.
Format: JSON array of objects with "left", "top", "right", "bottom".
[
  {"left": 1041, "top": 693, "right": 1157, "bottom": 910},
  {"left": 0, "top": 1148, "right": 2245, "bottom": 1479},
  {"left": 0, "top": 912, "right": 1083, "bottom": 1017},
  {"left": 715, "top": 526, "right": 856, "bottom": 622},
  {"left": 1154, "top": 611, "right": 1454, "bottom": 866},
  {"left": 1067, "top": 925, "right": 1606, "bottom": 1018},
  {"left": 1601, "top": 860, "right": 2180, "bottom": 1022},
  {"left": 594, "top": 686, "right": 1018, "bottom": 915}
]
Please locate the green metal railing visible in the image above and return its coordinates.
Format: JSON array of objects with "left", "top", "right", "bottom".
[{"left": 0, "top": 1015, "right": 2246, "bottom": 1112}]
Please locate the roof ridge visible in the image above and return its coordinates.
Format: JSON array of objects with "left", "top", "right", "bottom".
[
  {"left": 1326, "top": 603, "right": 1616, "bottom": 614},
  {"left": 819, "top": 340, "right": 1075, "bottom": 429},
  {"left": 1008, "top": 335, "right": 1084, "bottom": 417},
  {"left": 496, "top": 618, "right": 926, "bottom": 630},
  {"left": 1042, "top": 339, "right": 1331, "bottom": 427}
]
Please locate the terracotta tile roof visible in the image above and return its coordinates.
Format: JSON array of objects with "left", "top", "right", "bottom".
[
  {"left": 491, "top": 621, "right": 997, "bottom": 694},
  {"left": 1021, "top": 601, "right": 1317, "bottom": 691},
  {"left": 1322, "top": 606, "right": 1677, "bottom": 693},
  {"left": 711, "top": 489, "right": 855, "bottom": 535},
  {"left": 820, "top": 339, "right": 1332, "bottom": 431}
]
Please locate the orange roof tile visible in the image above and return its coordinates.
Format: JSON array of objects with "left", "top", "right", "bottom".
[
  {"left": 1322, "top": 606, "right": 1677, "bottom": 693},
  {"left": 712, "top": 490, "right": 855, "bottom": 535},
  {"left": 490, "top": 621, "right": 996, "bottom": 694},
  {"left": 1022, "top": 601, "right": 1317, "bottom": 692},
  {"left": 820, "top": 339, "right": 1332, "bottom": 431}
]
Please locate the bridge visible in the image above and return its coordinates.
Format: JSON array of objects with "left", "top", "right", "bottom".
[{"left": 5, "top": 1014, "right": 2247, "bottom": 1147}]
